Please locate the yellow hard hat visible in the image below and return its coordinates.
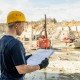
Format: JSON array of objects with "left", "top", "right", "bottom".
[{"left": 7, "top": 10, "right": 26, "bottom": 23}]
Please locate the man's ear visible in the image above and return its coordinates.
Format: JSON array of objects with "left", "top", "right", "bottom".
[
  {"left": 15, "top": 27, "right": 18, "bottom": 29},
  {"left": 15, "top": 24, "right": 18, "bottom": 29}
]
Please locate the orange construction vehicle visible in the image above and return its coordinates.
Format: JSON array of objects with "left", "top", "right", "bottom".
[
  {"left": 37, "top": 15, "right": 51, "bottom": 49},
  {"left": 37, "top": 35, "right": 50, "bottom": 49},
  {"left": 63, "top": 26, "right": 74, "bottom": 43},
  {"left": 63, "top": 37, "right": 74, "bottom": 43}
]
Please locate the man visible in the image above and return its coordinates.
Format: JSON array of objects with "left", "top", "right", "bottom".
[{"left": 0, "top": 11, "right": 49, "bottom": 80}]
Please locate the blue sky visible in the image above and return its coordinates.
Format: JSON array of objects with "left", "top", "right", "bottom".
[{"left": 0, "top": 0, "right": 80, "bottom": 23}]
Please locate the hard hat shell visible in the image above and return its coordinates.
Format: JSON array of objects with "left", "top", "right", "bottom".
[{"left": 7, "top": 11, "right": 26, "bottom": 23}]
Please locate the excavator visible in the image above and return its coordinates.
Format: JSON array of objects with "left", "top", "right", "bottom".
[
  {"left": 63, "top": 26, "right": 75, "bottom": 44},
  {"left": 37, "top": 15, "right": 51, "bottom": 49}
]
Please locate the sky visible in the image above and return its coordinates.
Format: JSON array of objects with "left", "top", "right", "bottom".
[{"left": 0, "top": 0, "right": 80, "bottom": 23}]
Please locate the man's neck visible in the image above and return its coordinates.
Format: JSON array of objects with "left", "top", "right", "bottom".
[{"left": 6, "top": 29, "right": 16, "bottom": 38}]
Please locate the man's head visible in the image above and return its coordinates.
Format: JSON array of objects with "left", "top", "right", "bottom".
[{"left": 7, "top": 11, "right": 26, "bottom": 35}]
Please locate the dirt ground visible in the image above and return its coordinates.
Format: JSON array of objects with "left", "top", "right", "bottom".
[{"left": 24, "top": 40, "right": 80, "bottom": 80}]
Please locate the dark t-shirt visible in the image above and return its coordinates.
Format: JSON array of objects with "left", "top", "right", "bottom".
[{"left": 0, "top": 35, "right": 26, "bottom": 79}]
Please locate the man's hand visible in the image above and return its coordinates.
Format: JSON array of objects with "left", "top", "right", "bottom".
[
  {"left": 39, "top": 58, "right": 49, "bottom": 69},
  {"left": 25, "top": 54, "right": 32, "bottom": 60}
]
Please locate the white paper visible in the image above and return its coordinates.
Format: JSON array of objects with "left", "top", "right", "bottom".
[{"left": 27, "top": 49, "right": 54, "bottom": 66}]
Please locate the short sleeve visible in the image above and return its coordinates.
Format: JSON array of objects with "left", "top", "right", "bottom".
[{"left": 10, "top": 42, "right": 26, "bottom": 66}]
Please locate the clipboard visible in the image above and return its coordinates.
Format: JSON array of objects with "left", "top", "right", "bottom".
[{"left": 27, "top": 49, "right": 54, "bottom": 66}]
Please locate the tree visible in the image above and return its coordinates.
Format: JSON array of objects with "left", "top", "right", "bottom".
[{"left": 52, "top": 18, "right": 57, "bottom": 24}]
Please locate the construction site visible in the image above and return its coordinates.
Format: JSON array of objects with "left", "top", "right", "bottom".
[
  {"left": 1, "top": 0, "right": 80, "bottom": 80},
  {"left": 0, "top": 15, "right": 80, "bottom": 80}
]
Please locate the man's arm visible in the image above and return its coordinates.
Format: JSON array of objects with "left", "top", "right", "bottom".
[
  {"left": 16, "top": 58, "right": 49, "bottom": 74},
  {"left": 16, "top": 64, "right": 40, "bottom": 74}
]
